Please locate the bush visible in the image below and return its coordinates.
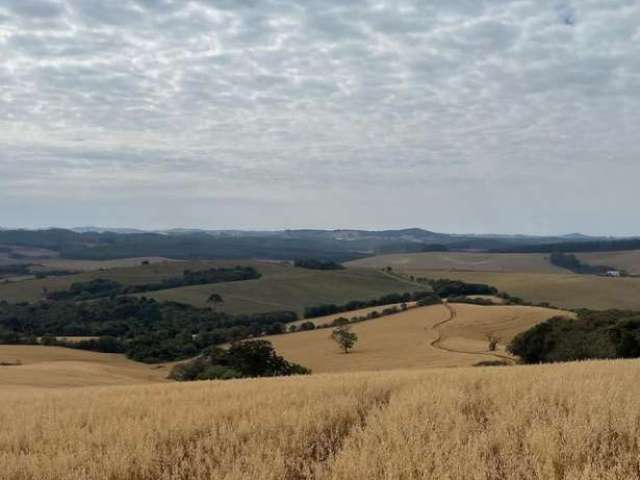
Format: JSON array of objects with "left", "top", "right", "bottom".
[
  {"left": 197, "top": 365, "right": 243, "bottom": 380},
  {"left": 417, "top": 294, "right": 442, "bottom": 306},
  {"left": 298, "top": 321, "right": 316, "bottom": 331},
  {"left": 331, "top": 317, "right": 350, "bottom": 327},
  {"left": 508, "top": 310, "right": 640, "bottom": 364},
  {"left": 169, "top": 340, "right": 311, "bottom": 381}
]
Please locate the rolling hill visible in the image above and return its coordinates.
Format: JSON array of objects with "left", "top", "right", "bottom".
[
  {"left": 347, "top": 251, "right": 640, "bottom": 310},
  {"left": 0, "top": 345, "right": 170, "bottom": 389},
  {"left": 402, "top": 270, "right": 640, "bottom": 311},
  {"left": 266, "top": 303, "right": 568, "bottom": 373},
  {"left": 131, "top": 265, "right": 420, "bottom": 315},
  {"left": 346, "top": 251, "right": 565, "bottom": 273},
  {"left": 0, "top": 260, "right": 418, "bottom": 315}
]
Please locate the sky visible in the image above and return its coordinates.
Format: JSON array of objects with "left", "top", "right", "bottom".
[{"left": 1, "top": 0, "right": 639, "bottom": 235}]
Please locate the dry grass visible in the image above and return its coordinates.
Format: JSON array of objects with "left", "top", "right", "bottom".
[
  {"left": 346, "top": 251, "right": 565, "bottom": 273},
  {"left": 2, "top": 360, "right": 640, "bottom": 479},
  {"left": 267, "top": 303, "right": 566, "bottom": 373},
  {"left": 436, "top": 303, "right": 575, "bottom": 354},
  {"left": 367, "top": 268, "right": 640, "bottom": 311},
  {"left": 0, "top": 345, "right": 170, "bottom": 389}
]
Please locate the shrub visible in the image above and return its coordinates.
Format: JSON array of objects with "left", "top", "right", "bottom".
[
  {"left": 197, "top": 365, "right": 243, "bottom": 380},
  {"left": 298, "top": 321, "right": 316, "bottom": 331},
  {"left": 169, "top": 340, "right": 311, "bottom": 381}
]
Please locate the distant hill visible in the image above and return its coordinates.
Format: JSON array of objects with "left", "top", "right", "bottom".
[{"left": 0, "top": 228, "right": 636, "bottom": 261}]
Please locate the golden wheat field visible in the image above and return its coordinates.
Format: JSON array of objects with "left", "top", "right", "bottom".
[
  {"left": 2, "top": 360, "right": 640, "bottom": 480},
  {"left": 0, "top": 345, "right": 170, "bottom": 389},
  {"left": 267, "top": 303, "right": 569, "bottom": 372}
]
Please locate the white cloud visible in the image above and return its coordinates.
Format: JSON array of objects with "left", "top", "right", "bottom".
[{"left": 0, "top": 0, "right": 639, "bottom": 233}]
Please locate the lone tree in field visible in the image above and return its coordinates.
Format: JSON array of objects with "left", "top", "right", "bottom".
[
  {"left": 486, "top": 333, "right": 500, "bottom": 352},
  {"left": 330, "top": 325, "right": 358, "bottom": 353},
  {"left": 207, "top": 293, "right": 224, "bottom": 311}
]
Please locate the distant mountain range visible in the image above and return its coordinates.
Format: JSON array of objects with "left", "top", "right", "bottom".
[
  {"left": 68, "top": 227, "right": 619, "bottom": 243},
  {"left": 0, "top": 227, "right": 637, "bottom": 262}
]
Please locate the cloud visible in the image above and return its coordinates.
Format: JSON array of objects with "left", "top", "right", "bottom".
[
  {"left": 4, "top": 0, "right": 65, "bottom": 19},
  {"left": 0, "top": 0, "right": 639, "bottom": 233}
]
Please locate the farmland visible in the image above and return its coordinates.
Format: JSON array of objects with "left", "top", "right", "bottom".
[
  {"left": 0, "top": 260, "right": 415, "bottom": 315},
  {"left": 346, "top": 251, "right": 566, "bottom": 273},
  {"left": 2, "top": 359, "right": 640, "bottom": 479},
  {"left": 408, "top": 270, "right": 640, "bottom": 311},
  {"left": 134, "top": 265, "right": 418, "bottom": 315},
  {"left": 267, "top": 303, "right": 566, "bottom": 373},
  {"left": 347, "top": 251, "right": 640, "bottom": 310},
  {"left": 0, "top": 259, "right": 232, "bottom": 303},
  {"left": 0, "top": 345, "right": 170, "bottom": 389}
]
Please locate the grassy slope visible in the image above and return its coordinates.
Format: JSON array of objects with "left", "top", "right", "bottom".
[
  {"left": 3, "top": 360, "right": 640, "bottom": 479},
  {"left": 137, "top": 266, "right": 418, "bottom": 315},
  {"left": 0, "top": 345, "right": 170, "bottom": 389},
  {"left": 348, "top": 251, "right": 640, "bottom": 310},
  {"left": 399, "top": 269, "right": 640, "bottom": 310},
  {"left": 0, "top": 259, "right": 233, "bottom": 303},
  {"left": 266, "top": 303, "right": 565, "bottom": 373},
  {"left": 0, "top": 260, "right": 416, "bottom": 315},
  {"left": 346, "top": 251, "right": 566, "bottom": 273}
]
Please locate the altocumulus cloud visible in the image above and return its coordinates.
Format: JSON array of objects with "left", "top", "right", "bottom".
[{"left": 0, "top": 0, "right": 639, "bottom": 233}]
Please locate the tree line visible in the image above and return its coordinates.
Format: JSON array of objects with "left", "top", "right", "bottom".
[
  {"left": 46, "top": 266, "right": 260, "bottom": 301},
  {"left": 303, "top": 291, "right": 439, "bottom": 319},
  {"left": 0, "top": 297, "right": 297, "bottom": 363}
]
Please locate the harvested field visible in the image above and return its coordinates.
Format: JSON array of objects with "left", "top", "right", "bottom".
[{"left": 267, "top": 303, "right": 566, "bottom": 373}]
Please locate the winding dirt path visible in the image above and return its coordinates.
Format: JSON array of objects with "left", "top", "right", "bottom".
[{"left": 429, "top": 302, "right": 516, "bottom": 364}]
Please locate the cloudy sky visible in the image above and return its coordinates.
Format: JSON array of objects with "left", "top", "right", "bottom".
[{"left": 1, "top": 0, "right": 639, "bottom": 234}]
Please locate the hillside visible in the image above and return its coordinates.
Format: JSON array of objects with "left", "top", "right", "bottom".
[
  {"left": 0, "top": 259, "right": 231, "bottom": 303},
  {"left": 3, "top": 360, "right": 640, "bottom": 479},
  {"left": 347, "top": 251, "right": 565, "bottom": 273},
  {"left": 347, "top": 251, "right": 640, "bottom": 310},
  {"left": 408, "top": 270, "right": 640, "bottom": 311},
  {"left": 0, "top": 260, "right": 416, "bottom": 315},
  {"left": 266, "top": 303, "right": 567, "bottom": 373},
  {"left": 134, "top": 266, "right": 419, "bottom": 315},
  {"left": 0, "top": 345, "right": 170, "bottom": 389}
]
